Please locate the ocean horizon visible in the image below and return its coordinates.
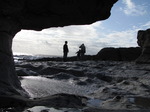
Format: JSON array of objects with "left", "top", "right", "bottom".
[{"left": 13, "top": 53, "right": 62, "bottom": 62}]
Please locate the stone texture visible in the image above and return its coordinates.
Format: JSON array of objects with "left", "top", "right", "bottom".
[
  {"left": 136, "top": 29, "right": 150, "bottom": 63},
  {"left": 97, "top": 47, "right": 142, "bottom": 61},
  {"left": 0, "top": 93, "right": 87, "bottom": 108}
]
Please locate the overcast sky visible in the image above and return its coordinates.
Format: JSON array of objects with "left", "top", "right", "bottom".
[{"left": 13, "top": 0, "right": 150, "bottom": 56}]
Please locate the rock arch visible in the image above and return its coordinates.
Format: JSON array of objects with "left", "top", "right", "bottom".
[{"left": 0, "top": 0, "right": 117, "bottom": 95}]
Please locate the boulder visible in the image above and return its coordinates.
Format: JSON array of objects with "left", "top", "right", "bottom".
[
  {"left": 97, "top": 47, "right": 142, "bottom": 61},
  {"left": 136, "top": 29, "right": 150, "bottom": 64}
]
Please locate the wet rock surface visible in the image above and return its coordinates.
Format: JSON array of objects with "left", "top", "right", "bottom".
[{"left": 5, "top": 60, "right": 149, "bottom": 111}]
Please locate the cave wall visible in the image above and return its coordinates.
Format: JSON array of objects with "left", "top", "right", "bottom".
[
  {"left": 0, "top": 0, "right": 118, "bottom": 96},
  {"left": 0, "top": 0, "right": 118, "bottom": 30}
]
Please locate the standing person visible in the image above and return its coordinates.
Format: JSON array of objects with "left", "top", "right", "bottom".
[
  {"left": 76, "top": 49, "right": 81, "bottom": 60},
  {"left": 79, "top": 43, "right": 86, "bottom": 60},
  {"left": 63, "top": 41, "right": 69, "bottom": 61}
]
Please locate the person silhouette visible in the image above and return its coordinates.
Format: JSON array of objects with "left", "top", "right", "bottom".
[
  {"left": 79, "top": 43, "right": 86, "bottom": 60},
  {"left": 63, "top": 41, "right": 69, "bottom": 61},
  {"left": 76, "top": 48, "right": 81, "bottom": 60}
]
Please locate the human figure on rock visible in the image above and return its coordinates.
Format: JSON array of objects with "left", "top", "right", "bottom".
[
  {"left": 76, "top": 48, "right": 81, "bottom": 60},
  {"left": 63, "top": 41, "right": 69, "bottom": 61},
  {"left": 79, "top": 43, "right": 86, "bottom": 60}
]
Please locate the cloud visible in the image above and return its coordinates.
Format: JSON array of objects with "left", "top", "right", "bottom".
[
  {"left": 121, "top": 0, "right": 147, "bottom": 16},
  {"left": 13, "top": 20, "right": 149, "bottom": 56},
  {"left": 101, "top": 30, "right": 137, "bottom": 47},
  {"left": 13, "top": 22, "right": 102, "bottom": 56},
  {"left": 96, "top": 21, "right": 150, "bottom": 49},
  {"left": 142, "top": 21, "right": 150, "bottom": 28}
]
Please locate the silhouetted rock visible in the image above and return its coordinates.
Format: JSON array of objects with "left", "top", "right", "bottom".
[
  {"left": 0, "top": 0, "right": 118, "bottom": 30},
  {"left": 0, "top": 0, "right": 118, "bottom": 96},
  {"left": 97, "top": 48, "right": 121, "bottom": 61},
  {"left": 136, "top": 29, "right": 150, "bottom": 64},
  {"left": 30, "top": 93, "right": 87, "bottom": 108},
  {"left": 97, "top": 47, "right": 142, "bottom": 61}
]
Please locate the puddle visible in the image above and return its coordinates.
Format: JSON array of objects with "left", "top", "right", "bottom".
[
  {"left": 87, "top": 99, "right": 102, "bottom": 108},
  {"left": 24, "top": 106, "right": 82, "bottom": 112},
  {"left": 21, "top": 76, "right": 97, "bottom": 98},
  {"left": 24, "top": 99, "right": 102, "bottom": 112},
  {"left": 21, "top": 76, "right": 150, "bottom": 110}
]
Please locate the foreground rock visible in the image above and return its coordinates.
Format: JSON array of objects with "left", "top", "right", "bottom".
[
  {"left": 18, "top": 61, "right": 150, "bottom": 102},
  {"left": 0, "top": 93, "right": 87, "bottom": 111},
  {"left": 2, "top": 60, "right": 150, "bottom": 111}
]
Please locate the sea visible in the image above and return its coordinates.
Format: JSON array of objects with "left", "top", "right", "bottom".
[{"left": 13, "top": 54, "right": 61, "bottom": 62}]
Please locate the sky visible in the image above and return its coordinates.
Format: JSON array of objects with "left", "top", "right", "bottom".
[{"left": 12, "top": 0, "right": 150, "bottom": 56}]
